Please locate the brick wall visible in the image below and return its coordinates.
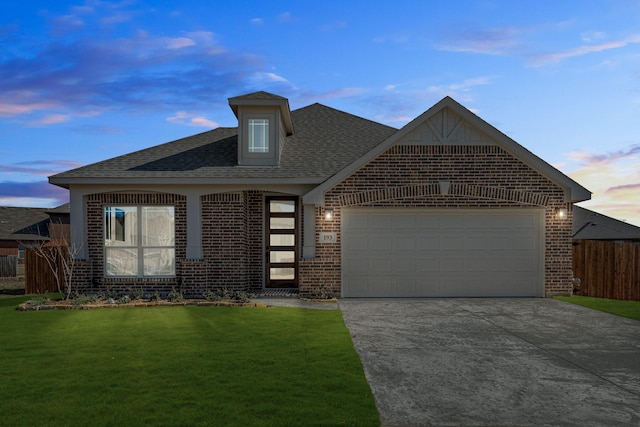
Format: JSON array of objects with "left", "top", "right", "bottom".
[
  {"left": 201, "top": 192, "right": 247, "bottom": 292},
  {"left": 299, "top": 145, "right": 573, "bottom": 297},
  {"left": 76, "top": 192, "right": 187, "bottom": 296}
]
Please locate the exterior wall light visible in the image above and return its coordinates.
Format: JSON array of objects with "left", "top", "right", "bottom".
[
  {"left": 556, "top": 207, "right": 568, "bottom": 219},
  {"left": 324, "top": 208, "right": 334, "bottom": 221}
]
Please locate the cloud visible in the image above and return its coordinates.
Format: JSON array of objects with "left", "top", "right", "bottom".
[
  {"left": 166, "top": 112, "right": 218, "bottom": 128},
  {"left": 278, "top": 12, "right": 294, "bottom": 23},
  {"left": 51, "top": 14, "right": 85, "bottom": 34},
  {"left": 252, "top": 72, "right": 290, "bottom": 84},
  {"left": 565, "top": 144, "right": 640, "bottom": 226},
  {"left": 0, "top": 181, "right": 69, "bottom": 207},
  {"left": 0, "top": 100, "right": 59, "bottom": 117},
  {"left": 607, "top": 183, "right": 640, "bottom": 193},
  {"left": 437, "top": 26, "right": 523, "bottom": 55},
  {"left": 101, "top": 12, "right": 134, "bottom": 26},
  {"left": 0, "top": 160, "right": 84, "bottom": 176},
  {"left": 0, "top": 21, "right": 266, "bottom": 126},
  {"left": 250, "top": 18, "right": 263, "bottom": 25},
  {"left": 568, "top": 144, "right": 640, "bottom": 166},
  {"left": 164, "top": 37, "right": 196, "bottom": 49},
  {"left": 530, "top": 34, "right": 640, "bottom": 66}
]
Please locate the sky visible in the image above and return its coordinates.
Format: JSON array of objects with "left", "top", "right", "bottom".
[{"left": 1, "top": 0, "right": 640, "bottom": 226}]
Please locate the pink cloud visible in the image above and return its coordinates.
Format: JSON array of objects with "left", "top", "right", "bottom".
[
  {"left": 166, "top": 112, "right": 218, "bottom": 128},
  {"left": 0, "top": 102, "right": 58, "bottom": 117}
]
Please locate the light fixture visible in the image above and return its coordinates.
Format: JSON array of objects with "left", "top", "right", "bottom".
[
  {"left": 324, "top": 208, "right": 334, "bottom": 221},
  {"left": 555, "top": 207, "right": 568, "bottom": 219}
]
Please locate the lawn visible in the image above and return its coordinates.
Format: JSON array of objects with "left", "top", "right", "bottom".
[
  {"left": 554, "top": 295, "right": 640, "bottom": 321},
  {"left": 0, "top": 296, "right": 379, "bottom": 427}
]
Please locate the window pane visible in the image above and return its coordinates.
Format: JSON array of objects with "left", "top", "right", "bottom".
[
  {"left": 270, "top": 251, "right": 295, "bottom": 263},
  {"left": 142, "top": 206, "right": 175, "bottom": 247},
  {"left": 270, "top": 200, "right": 295, "bottom": 213},
  {"left": 143, "top": 248, "right": 175, "bottom": 276},
  {"left": 248, "top": 119, "right": 269, "bottom": 153},
  {"left": 105, "top": 207, "right": 137, "bottom": 246},
  {"left": 105, "top": 247, "right": 138, "bottom": 276},
  {"left": 270, "top": 234, "right": 295, "bottom": 246},
  {"left": 270, "top": 217, "right": 295, "bottom": 229},
  {"left": 270, "top": 267, "right": 295, "bottom": 281}
]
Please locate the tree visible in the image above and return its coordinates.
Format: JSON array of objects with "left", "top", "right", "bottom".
[{"left": 21, "top": 219, "right": 81, "bottom": 300}]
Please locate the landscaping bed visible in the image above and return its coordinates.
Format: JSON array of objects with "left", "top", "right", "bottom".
[
  {"left": 17, "top": 298, "right": 267, "bottom": 311},
  {"left": 17, "top": 288, "right": 263, "bottom": 311}
]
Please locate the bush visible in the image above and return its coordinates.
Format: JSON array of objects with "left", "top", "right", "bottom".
[
  {"left": 167, "top": 287, "right": 184, "bottom": 302},
  {"left": 203, "top": 288, "right": 254, "bottom": 303}
]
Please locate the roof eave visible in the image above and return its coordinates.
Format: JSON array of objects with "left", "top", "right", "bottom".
[{"left": 49, "top": 176, "right": 328, "bottom": 187}]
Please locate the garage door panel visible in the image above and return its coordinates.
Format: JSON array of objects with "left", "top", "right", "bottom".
[
  {"left": 345, "top": 235, "right": 368, "bottom": 251},
  {"left": 371, "top": 215, "right": 393, "bottom": 229},
  {"left": 418, "top": 236, "right": 440, "bottom": 250},
  {"left": 394, "top": 236, "right": 416, "bottom": 251},
  {"left": 393, "top": 258, "right": 416, "bottom": 273},
  {"left": 342, "top": 209, "right": 543, "bottom": 297}
]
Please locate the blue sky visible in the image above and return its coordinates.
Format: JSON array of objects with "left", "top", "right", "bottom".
[{"left": 1, "top": 0, "right": 640, "bottom": 225}]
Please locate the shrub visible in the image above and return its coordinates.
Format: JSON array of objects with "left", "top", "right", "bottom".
[{"left": 167, "top": 287, "right": 184, "bottom": 303}]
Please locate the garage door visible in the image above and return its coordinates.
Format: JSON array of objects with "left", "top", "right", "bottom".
[{"left": 342, "top": 209, "right": 544, "bottom": 297}]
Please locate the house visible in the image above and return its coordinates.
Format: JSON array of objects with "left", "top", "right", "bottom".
[
  {"left": 571, "top": 206, "right": 640, "bottom": 300},
  {"left": 0, "top": 204, "right": 70, "bottom": 261},
  {"left": 573, "top": 205, "right": 640, "bottom": 242},
  {"left": 49, "top": 92, "right": 590, "bottom": 298}
]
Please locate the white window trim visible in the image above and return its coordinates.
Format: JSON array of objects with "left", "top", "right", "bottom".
[
  {"left": 104, "top": 205, "right": 175, "bottom": 278},
  {"left": 248, "top": 118, "right": 270, "bottom": 153}
]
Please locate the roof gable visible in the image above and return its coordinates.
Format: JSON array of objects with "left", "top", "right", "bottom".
[{"left": 303, "top": 96, "right": 591, "bottom": 205}]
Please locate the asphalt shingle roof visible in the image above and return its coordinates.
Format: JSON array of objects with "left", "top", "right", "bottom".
[
  {"left": 0, "top": 207, "right": 50, "bottom": 241},
  {"left": 573, "top": 205, "right": 640, "bottom": 240},
  {"left": 50, "top": 103, "right": 397, "bottom": 184}
]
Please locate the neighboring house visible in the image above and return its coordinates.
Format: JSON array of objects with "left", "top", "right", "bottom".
[
  {"left": 571, "top": 205, "right": 640, "bottom": 300},
  {"left": 0, "top": 204, "right": 70, "bottom": 260},
  {"left": 49, "top": 92, "right": 590, "bottom": 298},
  {"left": 572, "top": 205, "right": 640, "bottom": 242}
]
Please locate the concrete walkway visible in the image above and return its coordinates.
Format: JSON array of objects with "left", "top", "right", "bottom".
[{"left": 339, "top": 298, "right": 640, "bottom": 427}]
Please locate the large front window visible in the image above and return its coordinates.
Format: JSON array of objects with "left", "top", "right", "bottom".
[
  {"left": 248, "top": 118, "right": 269, "bottom": 153},
  {"left": 104, "top": 206, "right": 175, "bottom": 277}
]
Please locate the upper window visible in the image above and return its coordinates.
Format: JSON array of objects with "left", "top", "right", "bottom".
[
  {"left": 248, "top": 118, "right": 269, "bottom": 153},
  {"left": 104, "top": 206, "right": 175, "bottom": 277}
]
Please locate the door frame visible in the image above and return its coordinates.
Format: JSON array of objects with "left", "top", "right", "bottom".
[{"left": 265, "top": 196, "right": 299, "bottom": 288}]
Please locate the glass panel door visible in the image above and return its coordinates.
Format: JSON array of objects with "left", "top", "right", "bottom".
[{"left": 266, "top": 196, "right": 298, "bottom": 288}]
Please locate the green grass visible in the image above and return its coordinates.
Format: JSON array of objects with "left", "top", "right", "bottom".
[
  {"left": 0, "top": 296, "right": 379, "bottom": 426},
  {"left": 554, "top": 295, "right": 640, "bottom": 321}
]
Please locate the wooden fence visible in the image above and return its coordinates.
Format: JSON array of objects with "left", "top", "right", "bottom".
[
  {"left": 572, "top": 240, "right": 640, "bottom": 301},
  {"left": 0, "top": 255, "right": 18, "bottom": 277},
  {"left": 24, "top": 246, "right": 68, "bottom": 294}
]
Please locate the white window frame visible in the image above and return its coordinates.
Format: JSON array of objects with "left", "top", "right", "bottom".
[
  {"left": 104, "top": 206, "right": 175, "bottom": 278},
  {"left": 248, "top": 118, "right": 270, "bottom": 153}
]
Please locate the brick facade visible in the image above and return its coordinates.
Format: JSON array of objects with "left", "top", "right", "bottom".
[
  {"left": 72, "top": 144, "right": 573, "bottom": 298},
  {"left": 300, "top": 144, "right": 573, "bottom": 297}
]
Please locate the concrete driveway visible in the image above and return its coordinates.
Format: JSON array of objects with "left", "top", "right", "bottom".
[{"left": 339, "top": 298, "right": 640, "bottom": 427}]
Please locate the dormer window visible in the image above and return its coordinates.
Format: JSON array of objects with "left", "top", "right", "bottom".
[
  {"left": 228, "top": 91, "right": 294, "bottom": 166},
  {"left": 248, "top": 118, "right": 269, "bottom": 153}
]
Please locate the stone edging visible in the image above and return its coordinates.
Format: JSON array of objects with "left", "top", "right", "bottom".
[{"left": 17, "top": 300, "right": 268, "bottom": 311}]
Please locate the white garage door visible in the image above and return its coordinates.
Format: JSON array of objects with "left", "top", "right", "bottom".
[{"left": 342, "top": 209, "right": 544, "bottom": 297}]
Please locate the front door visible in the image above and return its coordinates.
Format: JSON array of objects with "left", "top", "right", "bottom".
[{"left": 266, "top": 197, "right": 298, "bottom": 288}]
